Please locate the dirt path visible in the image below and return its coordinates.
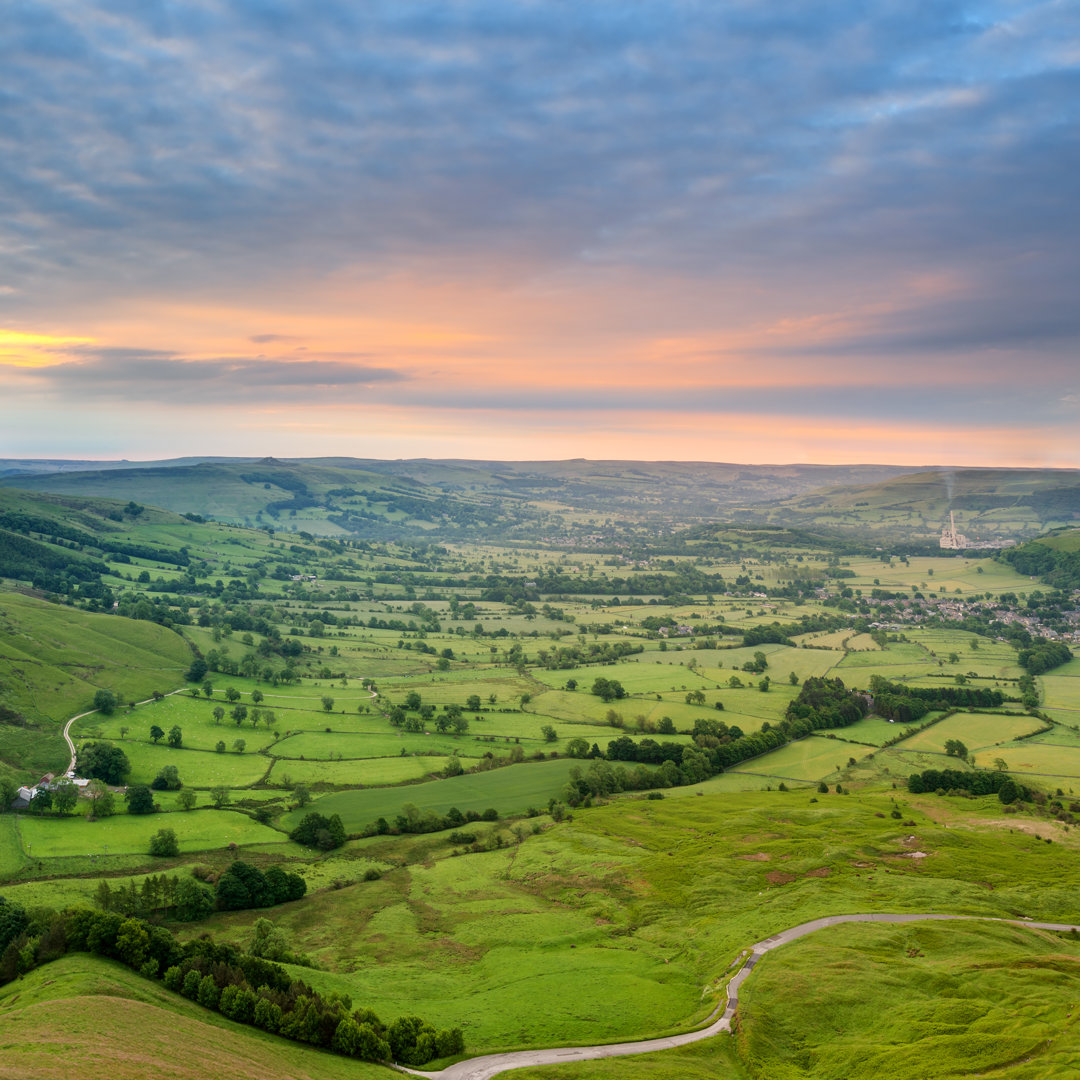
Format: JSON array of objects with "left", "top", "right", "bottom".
[{"left": 403, "top": 912, "right": 1080, "bottom": 1080}]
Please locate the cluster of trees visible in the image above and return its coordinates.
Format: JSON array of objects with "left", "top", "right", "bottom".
[
  {"left": 868, "top": 676, "right": 1005, "bottom": 722},
  {"left": 0, "top": 904, "right": 460, "bottom": 1065},
  {"left": 535, "top": 641, "right": 643, "bottom": 669},
  {"left": 216, "top": 860, "right": 308, "bottom": 910},
  {"left": 907, "top": 767, "right": 1030, "bottom": 803},
  {"left": 289, "top": 812, "right": 348, "bottom": 850},
  {"left": 76, "top": 742, "right": 131, "bottom": 785},
  {"left": 361, "top": 804, "right": 499, "bottom": 837},
  {"left": 591, "top": 677, "right": 626, "bottom": 702},
  {"left": 1018, "top": 642, "right": 1073, "bottom": 675}
]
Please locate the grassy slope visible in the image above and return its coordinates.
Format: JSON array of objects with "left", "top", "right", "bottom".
[
  {"left": 0, "top": 954, "right": 385, "bottom": 1080},
  {"left": 0, "top": 593, "right": 191, "bottom": 781},
  {"left": 738, "top": 918, "right": 1080, "bottom": 1080},
  {"left": 189, "top": 786, "right": 1080, "bottom": 1055}
]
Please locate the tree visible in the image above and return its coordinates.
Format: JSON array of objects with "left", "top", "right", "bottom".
[
  {"left": 290, "top": 811, "right": 346, "bottom": 850},
  {"left": 52, "top": 779, "right": 78, "bottom": 815},
  {"left": 231, "top": 705, "right": 248, "bottom": 725},
  {"left": 215, "top": 740, "right": 226, "bottom": 753},
  {"left": 178, "top": 789, "right": 197, "bottom": 810},
  {"left": 251, "top": 689, "right": 264, "bottom": 705},
  {"left": 451, "top": 713, "right": 469, "bottom": 736},
  {"left": 225, "top": 686, "right": 241, "bottom": 703},
  {"left": 789, "top": 671, "right": 799, "bottom": 685},
  {"left": 175, "top": 876, "right": 214, "bottom": 921},
  {"left": 186, "top": 658, "right": 208, "bottom": 683},
  {"left": 149, "top": 828, "right": 179, "bottom": 857},
  {"left": 93, "top": 689, "right": 118, "bottom": 715},
  {"left": 167, "top": 725, "right": 183, "bottom": 748},
  {"left": 212, "top": 706, "right": 225, "bottom": 724},
  {"left": 119, "top": 725, "right": 129, "bottom": 740},
  {"left": 541, "top": 725, "right": 558, "bottom": 743},
  {"left": 405, "top": 691, "right": 422, "bottom": 711},
  {"left": 944, "top": 739, "right": 968, "bottom": 759},
  {"left": 321, "top": 695, "right": 335, "bottom": 712},
  {"left": 77, "top": 742, "right": 130, "bottom": 785},
  {"left": 233, "top": 738, "right": 246, "bottom": 753},
  {"left": 210, "top": 785, "right": 229, "bottom": 807},
  {"left": 294, "top": 784, "right": 312, "bottom": 808},
  {"left": 149, "top": 725, "right": 165, "bottom": 744},
  {"left": 466, "top": 694, "right": 482, "bottom": 712},
  {"left": 125, "top": 784, "right": 155, "bottom": 815},
  {"left": 151, "top": 765, "right": 182, "bottom": 791}
]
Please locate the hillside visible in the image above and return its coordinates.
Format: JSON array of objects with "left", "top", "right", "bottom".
[
  {"left": 733, "top": 467, "right": 1080, "bottom": 544},
  {"left": 1, "top": 458, "right": 919, "bottom": 540},
  {"left": 0, "top": 593, "right": 191, "bottom": 782},
  {"left": 1000, "top": 528, "right": 1080, "bottom": 590},
  {"left": 0, "top": 954, "right": 384, "bottom": 1080}
]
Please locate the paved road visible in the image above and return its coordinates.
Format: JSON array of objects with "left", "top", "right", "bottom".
[{"left": 402, "top": 912, "right": 1080, "bottom": 1080}]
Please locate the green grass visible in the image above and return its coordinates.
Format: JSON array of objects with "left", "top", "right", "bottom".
[
  {"left": 199, "top": 785, "right": 1080, "bottom": 1056},
  {"left": 0, "top": 815, "right": 27, "bottom": 877},
  {"left": 978, "top": 741, "right": 1080, "bottom": 779},
  {"left": 0, "top": 592, "right": 191, "bottom": 778},
  {"left": 0, "top": 953, "right": 386, "bottom": 1080},
  {"left": 15, "top": 807, "right": 284, "bottom": 858},
  {"left": 830, "top": 715, "right": 917, "bottom": 746},
  {"left": 738, "top": 919, "right": 1080, "bottom": 1080},
  {"left": 77, "top": 739, "right": 270, "bottom": 788},
  {"left": 729, "top": 736, "right": 867, "bottom": 782},
  {"left": 268, "top": 754, "right": 453, "bottom": 787},
  {"left": 281, "top": 758, "right": 581, "bottom": 832},
  {"left": 893, "top": 712, "right": 1044, "bottom": 755}
]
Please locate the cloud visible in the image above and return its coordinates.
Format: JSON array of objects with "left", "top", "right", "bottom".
[{"left": 3, "top": 346, "right": 406, "bottom": 405}]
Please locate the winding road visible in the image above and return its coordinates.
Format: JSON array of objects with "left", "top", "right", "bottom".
[{"left": 403, "top": 912, "right": 1080, "bottom": 1080}]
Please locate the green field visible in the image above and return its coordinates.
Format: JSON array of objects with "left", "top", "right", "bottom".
[
  {"left": 893, "top": 712, "right": 1045, "bottom": 755},
  {"left": 978, "top": 742, "right": 1080, "bottom": 780},
  {"left": 281, "top": 758, "right": 581, "bottom": 832},
  {"left": 738, "top": 919, "right": 1080, "bottom": 1080},
  {"left": 16, "top": 807, "right": 284, "bottom": 858},
  {"left": 267, "top": 753, "right": 453, "bottom": 787},
  {"left": 729, "top": 736, "right": 867, "bottom": 783}
]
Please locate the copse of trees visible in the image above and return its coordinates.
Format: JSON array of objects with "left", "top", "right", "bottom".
[
  {"left": 289, "top": 812, "right": 347, "bottom": 851},
  {"left": 216, "top": 860, "right": 307, "bottom": 910},
  {"left": 1018, "top": 642, "right": 1073, "bottom": 675},
  {"left": 76, "top": 742, "right": 131, "bottom": 785},
  {"left": 868, "top": 675, "right": 1005, "bottom": 722},
  {"left": 907, "top": 767, "right": 1031, "bottom": 803},
  {"left": 0, "top": 905, "right": 461, "bottom": 1066}
]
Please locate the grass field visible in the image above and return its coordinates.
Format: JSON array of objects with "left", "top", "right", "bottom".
[
  {"left": 281, "top": 758, "right": 581, "bottom": 832},
  {"left": 728, "top": 736, "right": 866, "bottom": 782},
  {"left": 831, "top": 715, "right": 917, "bottom": 746},
  {"left": 267, "top": 754, "right": 453, "bottom": 787},
  {"left": 892, "top": 712, "right": 1045, "bottom": 754},
  {"left": 200, "top": 786, "right": 1080, "bottom": 1055},
  {"left": 81, "top": 739, "right": 271, "bottom": 788},
  {"left": 737, "top": 919, "right": 1080, "bottom": 1080},
  {"left": 976, "top": 742, "right": 1080, "bottom": 780},
  {"left": 16, "top": 807, "right": 284, "bottom": 858}
]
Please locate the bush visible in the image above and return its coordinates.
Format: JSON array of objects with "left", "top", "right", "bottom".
[{"left": 148, "top": 828, "right": 179, "bottom": 857}]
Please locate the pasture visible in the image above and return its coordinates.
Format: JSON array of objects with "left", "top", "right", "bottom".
[
  {"left": 892, "top": 712, "right": 1045, "bottom": 755},
  {"left": 281, "top": 758, "right": 581, "bottom": 832},
  {"left": 728, "top": 735, "right": 863, "bottom": 783},
  {"left": 15, "top": 808, "right": 283, "bottom": 859}
]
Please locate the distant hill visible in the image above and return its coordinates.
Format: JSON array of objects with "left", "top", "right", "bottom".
[
  {"left": 0, "top": 457, "right": 919, "bottom": 540},
  {"left": 731, "top": 468, "right": 1080, "bottom": 544}
]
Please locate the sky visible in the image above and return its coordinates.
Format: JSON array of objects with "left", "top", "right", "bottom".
[{"left": 1, "top": 1, "right": 1078, "bottom": 466}]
